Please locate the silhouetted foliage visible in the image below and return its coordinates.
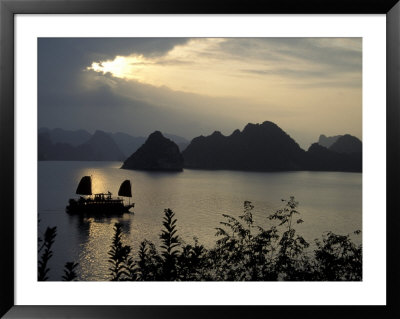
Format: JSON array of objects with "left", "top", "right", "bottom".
[
  {"left": 40, "top": 197, "right": 362, "bottom": 281},
  {"left": 269, "top": 197, "right": 310, "bottom": 280},
  {"left": 38, "top": 226, "right": 57, "bottom": 281},
  {"left": 108, "top": 223, "right": 135, "bottom": 281},
  {"left": 210, "top": 201, "right": 279, "bottom": 280},
  {"left": 135, "top": 240, "right": 162, "bottom": 281},
  {"left": 178, "top": 238, "right": 207, "bottom": 280},
  {"left": 62, "top": 262, "right": 79, "bottom": 281},
  {"left": 105, "top": 198, "right": 362, "bottom": 281},
  {"left": 160, "top": 209, "right": 180, "bottom": 280},
  {"left": 313, "top": 230, "right": 362, "bottom": 280},
  {"left": 38, "top": 224, "right": 80, "bottom": 281}
]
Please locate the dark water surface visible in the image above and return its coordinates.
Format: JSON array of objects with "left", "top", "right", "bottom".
[{"left": 38, "top": 161, "right": 362, "bottom": 280}]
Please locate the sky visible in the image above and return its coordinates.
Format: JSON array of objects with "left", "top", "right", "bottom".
[{"left": 38, "top": 37, "right": 362, "bottom": 149}]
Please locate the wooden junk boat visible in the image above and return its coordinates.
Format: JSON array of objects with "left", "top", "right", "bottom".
[{"left": 66, "top": 176, "right": 134, "bottom": 214}]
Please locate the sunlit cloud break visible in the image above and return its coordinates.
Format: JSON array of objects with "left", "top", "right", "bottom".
[{"left": 87, "top": 38, "right": 361, "bottom": 99}]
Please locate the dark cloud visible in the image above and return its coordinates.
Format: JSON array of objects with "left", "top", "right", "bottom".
[
  {"left": 38, "top": 38, "right": 189, "bottom": 90},
  {"left": 151, "top": 59, "right": 195, "bottom": 66},
  {"left": 39, "top": 82, "right": 135, "bottom": 109},
  {"left": 38, "top": 38, "right": 190, "bottom": 129},
  {"left": 38, "top": 37, "right": 243, "bottom": 139},
  {"left": 38, "top": 78, "right": 209, "bottom": 138},
  {"left": 218, "top": 38, "right": 362, "bottom": 74},
  {"left": 223, "top": 38, "right": 362, "bottom": 88},
  {"left": 38, "top": 38, "right": 189, "bottom": 83},
  {"left": 241, "top": 68, "right": 361, "bottom": 88},
  {"left": 39, "top": 37, "right": 189, "bottom": 64},
  {"left": 242, "top": 68, "right": 329, "bottom": 78},
  {"left": 38, "top": 78, "right": 240, "bottom": 140},
  {"left": 289, "top": 78, "right": 362, "bottom": 89}
]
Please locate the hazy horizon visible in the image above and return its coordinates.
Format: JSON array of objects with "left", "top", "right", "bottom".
[
  {"left": 38, "top": 38, "right": 362, "bottom": 150},
  {"left": 38, "top": 122, "right": 359, "bottom": 152}
]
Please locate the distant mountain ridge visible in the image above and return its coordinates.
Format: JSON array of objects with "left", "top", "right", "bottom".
[
  {"left": 39, "top": 127, "right": 91, "bottom": 147},
  {"left": 328, "top": 134, "right": 362, "bottom": 154},
  {"left": 107, "top": 132, "right": 147, "bottom": 158},
  {"left": 38, "top": 125, "right": 362, "bottom": 172},
  {"left": 318, "top": 134, "right": 342, "bottom": 148},
  {"left": 38, "top": 130, "right": 125, "bottom": 161},
  {"left": 83, "top": 130, "right": 126, "bottom": 161},
  {"left": 305, "top": 142, "right": 361, "bottom": 172},
  {"left": 38, "top": 128, "right": 189, "bottom": 161},
  {"left": 182, "top": 121, "right": 362, "bottom": 172},
  {"left": 183, "top": 121, "right": 306, "bottom": 171}
]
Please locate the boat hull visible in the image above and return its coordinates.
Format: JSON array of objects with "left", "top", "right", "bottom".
[{"left": 66, "top": 198, "right": 134, "bottom": 215}]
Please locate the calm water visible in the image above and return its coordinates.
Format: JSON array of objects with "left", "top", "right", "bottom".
[{"left": 38, "top": 161, "right": 362, "bottom": 281}]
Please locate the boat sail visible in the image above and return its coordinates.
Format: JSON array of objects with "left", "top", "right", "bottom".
[
  {"left": 118, "top": 180, "right": 132, "bottom": 197},
  {"left": 66, "top": 177, "right": 134, "bottom": 215},
  {"left": 76, "top": 176, "right": 92, "bottom": 195}
]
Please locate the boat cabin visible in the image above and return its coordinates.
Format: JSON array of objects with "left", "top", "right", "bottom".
[{"left": 66, "top": 176, "right": 134, "bottom": 214}]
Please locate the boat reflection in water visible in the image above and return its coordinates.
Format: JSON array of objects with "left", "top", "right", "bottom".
[{"left": 66, "top": 176, "right": 134, "bottom": 215}]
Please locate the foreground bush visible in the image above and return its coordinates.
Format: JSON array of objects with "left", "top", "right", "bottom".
[
  {"left": 39, "top": 197, "right": 362, "bottom": 281},
  {"left": 110, "top": 197, "right": 362, "bottom": 281},
  {"left": 38, "top": 225, "right": 79, "bottom": 281}
]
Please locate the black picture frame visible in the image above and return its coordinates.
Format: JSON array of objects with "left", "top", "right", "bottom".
[{"left": 1, "top": 0, "right": 399, "bottom": 318}]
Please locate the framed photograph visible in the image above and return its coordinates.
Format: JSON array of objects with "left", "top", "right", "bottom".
[{"left": 1, "top": 0, "right": 399, "bottom": 318}]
